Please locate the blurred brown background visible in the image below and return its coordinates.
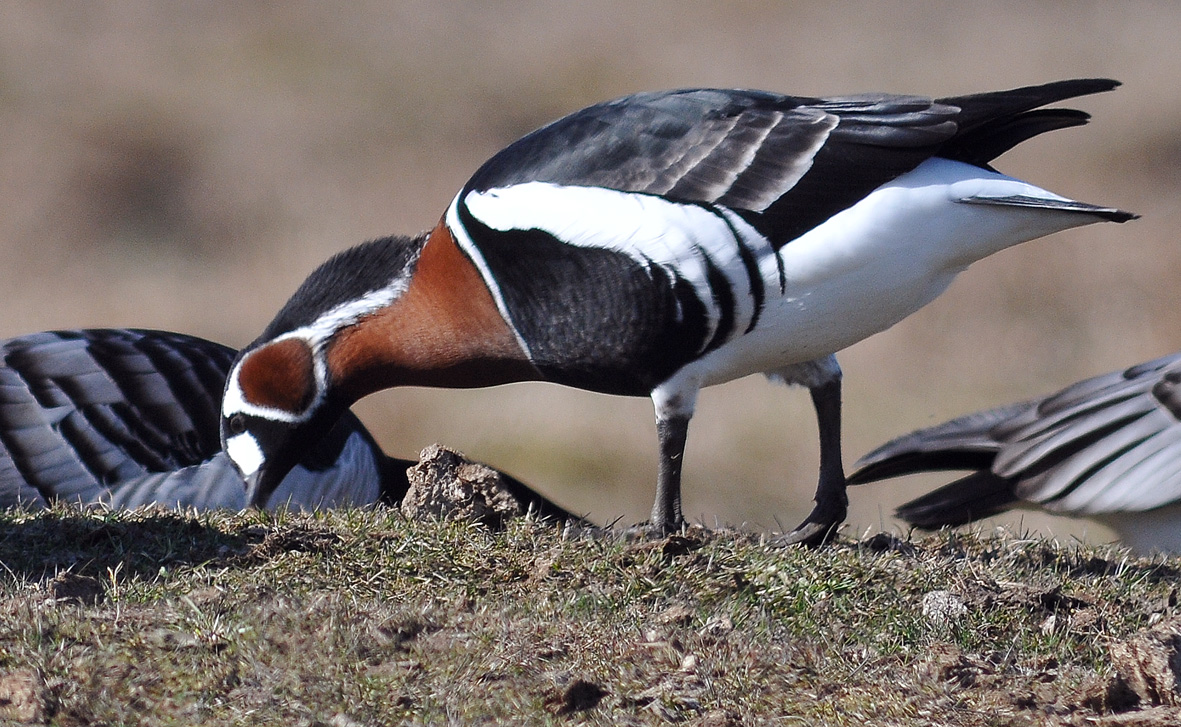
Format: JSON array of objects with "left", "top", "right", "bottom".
[{"left": 1, "top": 1, "right": 1178, "bottom": 542}]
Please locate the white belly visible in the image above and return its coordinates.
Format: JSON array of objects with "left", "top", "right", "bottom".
[{"left": 1096, "top": 504, "right": 1181, "bottom": 555}]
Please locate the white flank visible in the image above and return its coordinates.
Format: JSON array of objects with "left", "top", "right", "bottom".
[
  {"left": 655, "top": 157, "right": 1113, "bottom": 393},
  {"left": 454, "top": 159, "right": 1111, "bottom": 424}
]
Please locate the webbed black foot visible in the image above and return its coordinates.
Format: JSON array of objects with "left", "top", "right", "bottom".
[{"left": 773, "top": 500, "right": 846, "bottom": 547}]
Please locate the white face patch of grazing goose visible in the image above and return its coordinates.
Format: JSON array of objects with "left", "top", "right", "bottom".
[
  {"left": 224, "top": 430, "right": 265, "bottom": 479},
  {"left": 456, "top": 183, "right": 778, "bottom": 346}
]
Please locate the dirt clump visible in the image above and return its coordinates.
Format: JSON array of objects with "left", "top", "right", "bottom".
[
  {"left": 400, "top": 445, "right": 527, "bottom": 529},
  {"left": 0, "top": 670, "right": 47, "bottom": 723},
  {"left": 48, "top": 571, "right": 104, "bottom": 606},
  {"left": 1108, "top": 615, "right": 1181, "bottom": 708},
  {"left": 546, "top": 678, "right": 608, "bottom": 715}
]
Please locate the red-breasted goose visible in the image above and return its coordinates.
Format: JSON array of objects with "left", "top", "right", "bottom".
[
  {"left": 0, "top": 329, "right": 404, "bottom": 511},
  {"left": 220, "top": 79, "right": 1135, "bottom": 543}
]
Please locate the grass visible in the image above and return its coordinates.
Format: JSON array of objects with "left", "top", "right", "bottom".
[{"left": 1, "top": 506, "right": 1179, "bottom": 725}]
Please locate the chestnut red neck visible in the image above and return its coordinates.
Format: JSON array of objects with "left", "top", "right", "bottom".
[{"left": 324, "top": 221, "right": 539, "bottom": 401}]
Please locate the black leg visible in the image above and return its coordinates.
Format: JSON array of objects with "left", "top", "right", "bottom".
[
  {"left": 651, "top": 414, "right": 690, "bottom": 533},
  {"left": 778, "top": 378, "right": 848, "bottom": 546}
]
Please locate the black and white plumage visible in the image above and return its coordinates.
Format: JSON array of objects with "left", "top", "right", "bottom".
[
  {"left": 220, "top": 79, "right": 1135, "bottom": 543},
  {"left": 851, "top": 351, "right": 1181, "bottom": 553},
  {"left": 0, "top": 329, "right": 405, "bottom": 511}
]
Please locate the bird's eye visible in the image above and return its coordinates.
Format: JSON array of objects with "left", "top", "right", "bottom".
[{"left": 228, "top": 413, "right": 247, "bottom": 435}]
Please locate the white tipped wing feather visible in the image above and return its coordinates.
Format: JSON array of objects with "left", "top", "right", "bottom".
[{"left": 852, "top": 352, "right": 1181, "bottom": 534}]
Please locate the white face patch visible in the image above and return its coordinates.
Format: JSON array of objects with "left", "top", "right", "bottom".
[
  {"left": 222, "top": 329, "right": 333, "bottom": 424},
  {"left": 225, "top": 431, "right": 265, "bottom": 479},
  {"left": 222, "top": 273, "right": 414, "bottom": 425}
]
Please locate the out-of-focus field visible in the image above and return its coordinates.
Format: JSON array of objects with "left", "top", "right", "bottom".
[{"left": 1, "top": 1, "right": 1178, "bottom": 541}]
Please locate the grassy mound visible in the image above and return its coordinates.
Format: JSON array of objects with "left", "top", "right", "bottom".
[{"left": 0, "top": 506, "right": 1178, "bottom": 725}]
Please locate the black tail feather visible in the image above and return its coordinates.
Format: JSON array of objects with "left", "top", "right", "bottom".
[
  {"left": 940, "top": 109, "right": 1090, "bottom": 167},
  {"left": 849, "top": 405, "right": 1026, "bottom": 485},
  {"left": 938, "top": 78, "right": 1120, "bottom": 132},
  {"left": 895, "top": 471, "right": 1020, "bottom": 529},
  {"left": 938, "top": 78, "right": 1121, "bottom": 166},
  {"left": 848, "top": 448, "right": 999, "bottom": 485}
]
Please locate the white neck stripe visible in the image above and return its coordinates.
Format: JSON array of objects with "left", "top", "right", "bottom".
[
  {"left": 446, "top": 194, "right": 534, "bottom": 359},
  {"left": 302, "top": 277, "right": 411, "bottom": 353}
]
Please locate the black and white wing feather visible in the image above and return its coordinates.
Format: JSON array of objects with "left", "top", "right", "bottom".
[
  {"left": 446, "top": 80, "right": 1127, "bottom": 397},
  {"left": 464, "top": 79, "right": 1120, "bottom": 245},
  {"left": 850, "top": 351, "right": 1181, "bottom": 525}
]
